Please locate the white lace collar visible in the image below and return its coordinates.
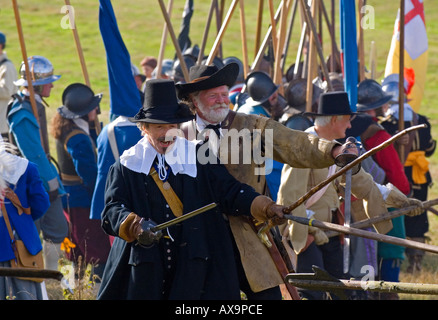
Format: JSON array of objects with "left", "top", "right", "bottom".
[{"left": 120, "top": 136, "right": 198, "bottom": 178}]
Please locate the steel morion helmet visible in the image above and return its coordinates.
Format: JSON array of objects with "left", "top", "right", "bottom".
[
  {"left": 356, "top": 79, "right": 392, "bottom": 112},
  {"left": 381, "top": 73, "right": 409, "bottom": 104},
  {"left": 14, "top": 55, "right": 61, "bottom": 87}
]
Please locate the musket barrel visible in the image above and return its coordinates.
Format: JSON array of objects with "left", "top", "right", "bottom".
[{"left": 151, "top": 203, "right": 217, "bottom": 232}]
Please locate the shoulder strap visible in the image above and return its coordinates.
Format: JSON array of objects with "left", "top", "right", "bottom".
[
  {"left": 1, "top": 202, "right": 15, "bottom": 241},
  {"left": 107, "top": 120, "right": 120, "bottom": 159},
  {"left": 0, "top": 58, "right": 8, "bottom": 67},
  {"left": 149, "top": 167, "right": 183, "bottom": 217}
]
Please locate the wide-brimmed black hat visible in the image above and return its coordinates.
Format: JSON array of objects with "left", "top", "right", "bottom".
[
  {"left": 303, "top": 91, "right": 357, "bottom": 118},
  {"left": 58, "top": 83, "right": 102, "bottom": 119},
  {"left": 356, "top": 79, "right": 392, "bottom": 111},
  {"left": 130, "top": 79, "right": 194, "bottom": 124},
  {"left": 175, "top": 62, "right": 240, "bottom": 100}
]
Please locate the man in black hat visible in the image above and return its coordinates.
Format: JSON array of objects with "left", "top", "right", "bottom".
[
  {"left": 97, "top": 79, "right": 287, "bottom": 300},
  {"left": 277, "top": 91, "right": 422, "bottom": 299},
  {"left": 176, "top": 63, "right": 362, "bottom": 300}
]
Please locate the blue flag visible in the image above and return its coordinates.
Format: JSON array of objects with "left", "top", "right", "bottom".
[
  {"left": 99, "top": 0, "right": 142, "bottom": 118},
  {"left": 340, "top": 0, "right": 358, "bottom": 111}
]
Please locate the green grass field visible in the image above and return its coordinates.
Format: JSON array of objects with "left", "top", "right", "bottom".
[{"left": 1, "top": 0, "right": 438, "bottom": 299}]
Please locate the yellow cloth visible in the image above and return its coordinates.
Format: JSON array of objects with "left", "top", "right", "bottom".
[{"left": 405, "top": 151, "right": 429, "bottom": 184}]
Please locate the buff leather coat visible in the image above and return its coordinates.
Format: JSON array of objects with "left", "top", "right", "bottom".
[{"left": 183, "top": 111, "right": 339, "bottom": 292}]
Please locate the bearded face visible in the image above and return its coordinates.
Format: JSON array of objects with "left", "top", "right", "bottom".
[{"left": 193, "top": 85, "right": 230, "bottom": 124}]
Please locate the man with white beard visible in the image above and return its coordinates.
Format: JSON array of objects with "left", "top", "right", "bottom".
[{"left": 177, "top": 63, "right": 357, "bottom": 300}]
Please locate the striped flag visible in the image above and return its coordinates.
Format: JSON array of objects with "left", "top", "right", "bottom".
[{"left": 384, "top": 0, "right": 428, "bottom": 112}]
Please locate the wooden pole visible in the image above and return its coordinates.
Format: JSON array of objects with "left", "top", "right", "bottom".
[
  {"left": 254, "top": 0, "right": 264, "bottom": 59},
  {"left": 64, "top": 0, "right": 100, "bottom": 135},
  {"left": 274, "top": 0, "right": 291, "bottom": 92},
  {"left": 281, "top": 0, "right": 298, "bottom": 73},
  {"left": 11, "top": 0, "right": 39, "bottom": 123},
  {"left": 158, "top": 0, "right": 189, "bottom": 82},
  {"left": 239, "top": 0, "right": 249, "bottom": 77},
  {"left": 299, "top": 0, "right": 333, "bottom": 91},
  {"left": 398, "top": 0, "right": 405, "bottom": 160},
  {"left": 65, "top": 0, "right": 101, "bottom": 135},
  {"left": 251, "top": 0, "right": 284, "bottom": 72},
  {"left": 305, "top": 0, "right": 317, "bottom": 112},
  {"left": 268, "top": 0, "right": 279, "bottom": 59},
  {"left": 197, "top": 0, "right": 216, "bottom": 65},
  {"left": 156, "top": 0, "right": 173, "bottom": 77},
  {"left": 206, "top": 0, "right": 239, "bottom": 65}
]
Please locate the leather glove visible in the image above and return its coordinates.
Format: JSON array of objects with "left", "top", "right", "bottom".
[
  {"left": 384, "top": 183, "right": 424, "bottom": 216},
  {"left": 250, "top": 195, "right": 287, "bottom": 226},
  {"left": 119, "top": 212, "right": 162, "bottom": 245},
  {"left": 309, "top": 226, "right": 329, "bottom": 245},
  {"left": 333, "top": 137, "right": 361, "bottom": 174}
]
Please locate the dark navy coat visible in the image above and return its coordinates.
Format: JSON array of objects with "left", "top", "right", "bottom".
[{"left": 98, "top": 155, "right": 260, "bottom": 300}]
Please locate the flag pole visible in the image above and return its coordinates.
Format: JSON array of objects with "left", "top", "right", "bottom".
[{"left": 398, "top": 0, "right": 405, "bottom": 161}]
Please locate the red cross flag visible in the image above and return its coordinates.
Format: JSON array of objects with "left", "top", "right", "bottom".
[{"left": 384, "top": 0, "right": 428, "bottom": 112}]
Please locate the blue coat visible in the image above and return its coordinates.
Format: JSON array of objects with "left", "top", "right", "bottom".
[
  {"left": 0, "top": 162, "right": 50, "bottom": 261},
  {"left": 7, "top": 93, "right": 64, "bottom": 195},
  {"left": 90, "top": 117, "right": 142, "bottom": 219},
  {"left": 61, "top": 133, "right": 98, "bottom": 208}
]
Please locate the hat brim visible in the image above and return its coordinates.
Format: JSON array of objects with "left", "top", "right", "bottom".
[
  {"left": 356, "top": 95, "right": 392, "bottom": 112},
  {"left": 14, "top": 75, "right": 61, "bottom": 87},
  {"left": 175, "top": 63, "right": 239, "bottom": 99},
  {"left": 57, "top": 93, "right": 102, "bottom": 119},
  {"left": 303, "top": 110, "right": 359, "bottom": 118},
  {"left": 128, "top": 102, "right": 195, "bottom": 124}
]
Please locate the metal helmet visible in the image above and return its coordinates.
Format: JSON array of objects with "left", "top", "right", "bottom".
[
  {"left": 154, "top": 59, "right": 174, "bottom": 79},
  {"left": 285, "top": 78, "right": 323, "bottom": 113},
  {"left": 223, "top": 56, "right": 244, "bottom": 83},
  {"left": 381, "top": 73, "right": 408, "bottom": 104},
  {"left": 14, "top": 55, "right": 61, "bottom": 87},
  {"left": 356, "top": 79, "right": 392, "bottom": 112},
  {"left": 171, "top": 54, "right": 197, "bottom": 83},
  {"left": 245, "top": 71, "right": 278, "bottom": 105}
]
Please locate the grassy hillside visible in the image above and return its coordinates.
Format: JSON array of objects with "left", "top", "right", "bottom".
[{"left": 1, "top": 0, "right": 437, "bottom": 299}]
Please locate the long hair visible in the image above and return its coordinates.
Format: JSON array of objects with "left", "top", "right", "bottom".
[{"left": 50, "top": 112, "right": 75, "bottom": 140}]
